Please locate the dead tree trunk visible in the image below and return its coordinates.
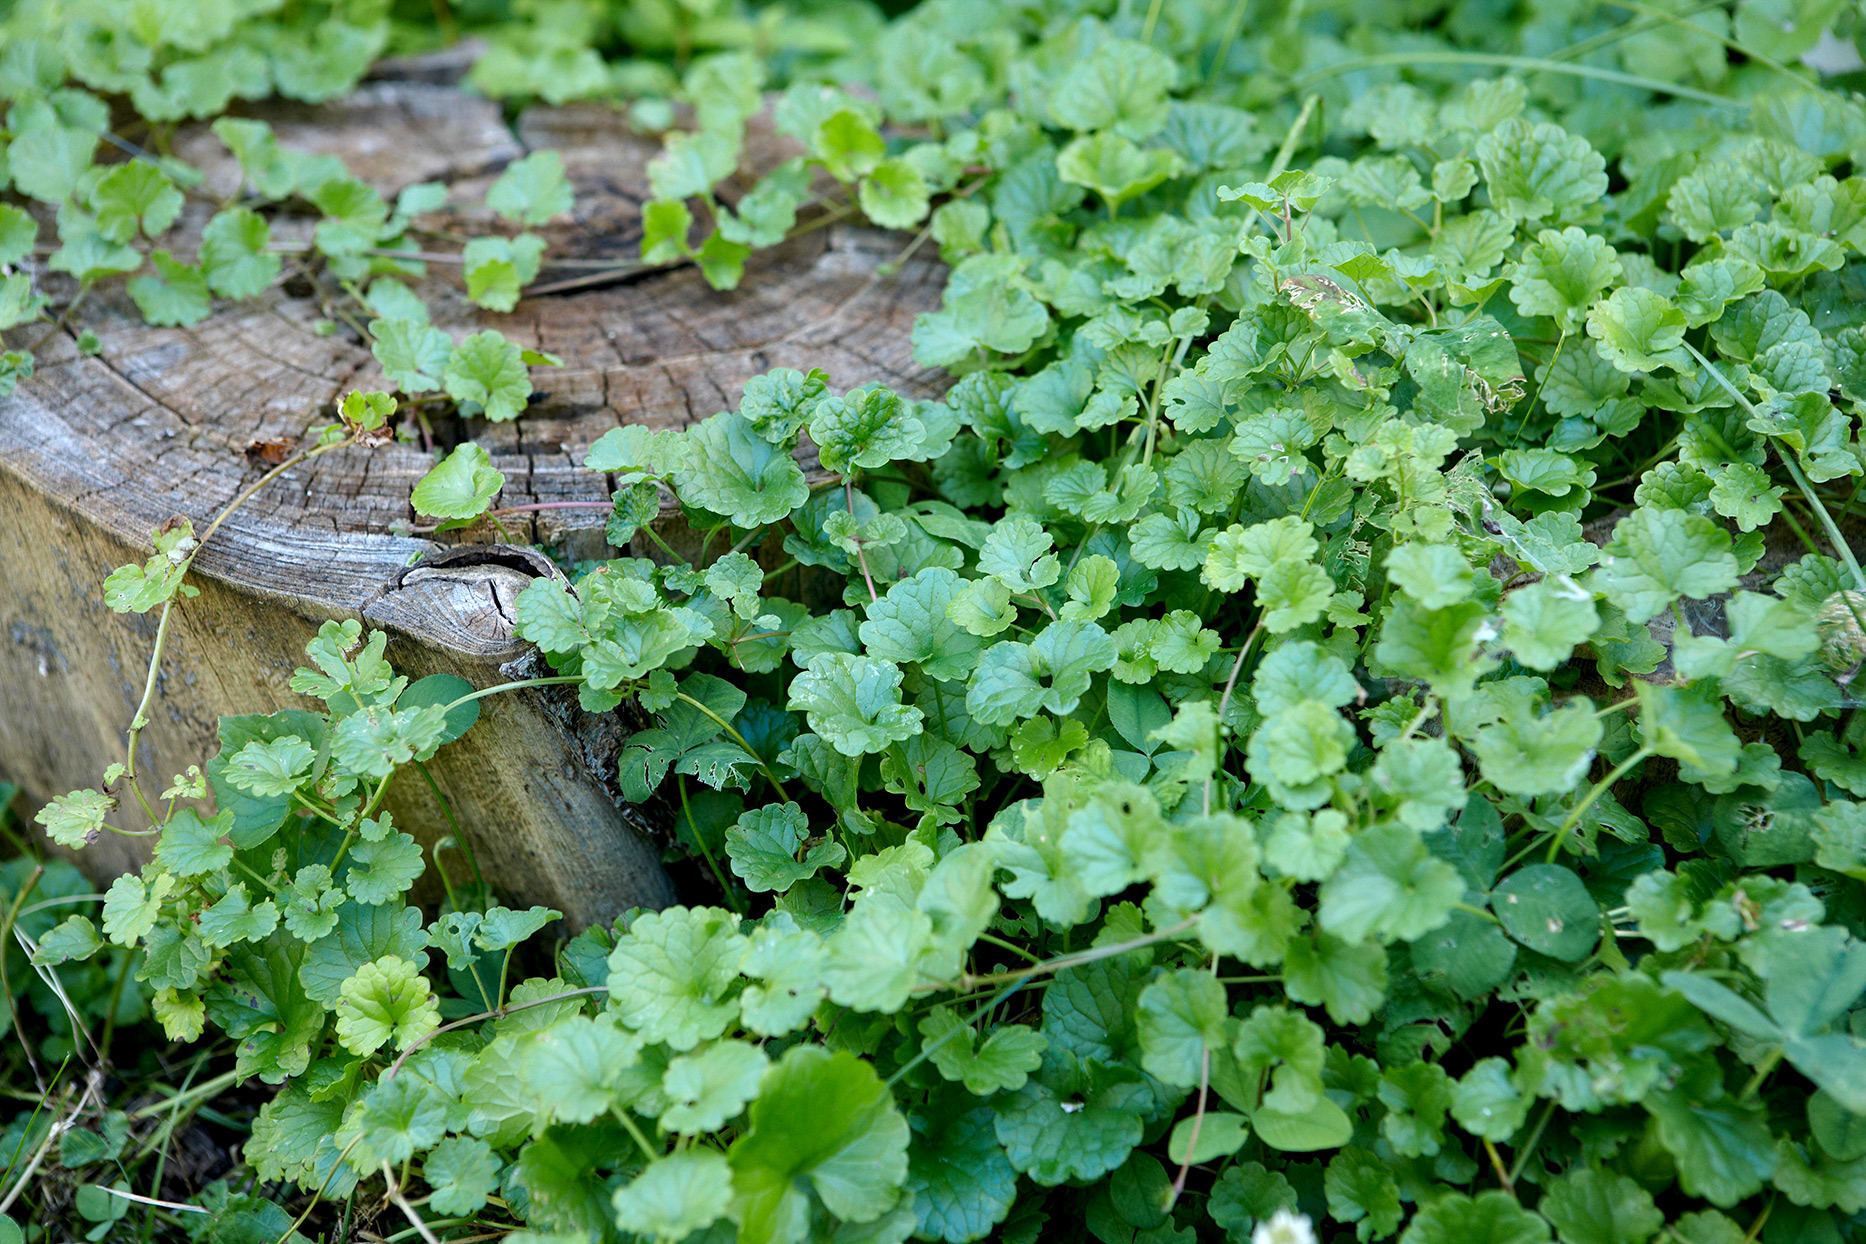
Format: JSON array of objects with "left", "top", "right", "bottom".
[{"left": 0, "top": 80, "right": 946, "bottom": 927}]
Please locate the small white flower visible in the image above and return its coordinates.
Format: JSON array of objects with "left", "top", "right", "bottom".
[{"left": 1252, "top": 1209, "right": 1318, "bottom": 1244}]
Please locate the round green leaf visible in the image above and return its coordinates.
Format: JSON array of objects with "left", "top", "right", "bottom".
[
  {"left": 1167, "top": 1111, "right": 1249, "bottom": 1165},
  {"left": 1491, "top": 864, "right": 1600, "bottom": 962}
]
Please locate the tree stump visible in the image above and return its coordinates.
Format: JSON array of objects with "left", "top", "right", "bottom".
[{"left": 0, "top": 78, "right": 947, "bottom": 927}]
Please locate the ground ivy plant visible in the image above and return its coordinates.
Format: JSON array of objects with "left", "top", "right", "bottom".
[{"left": 19, "top": 0, "right": 1866, "bottom": 1242}]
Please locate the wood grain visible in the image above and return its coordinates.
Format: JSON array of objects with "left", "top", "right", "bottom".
[{"left": 0, "top": 79, "right": 946, "bottom": 926}]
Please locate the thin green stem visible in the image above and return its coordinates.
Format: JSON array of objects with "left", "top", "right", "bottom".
[
  {"left": 1684, "top": 343, "right": 1866, "bottom": 593},
  {"left": 1743, "top": 1196, "right": 1774, "bottom": 1242},
  {"left": 1484, "top": 1138, "right": 1515, "bottom": 1195},
  {"left": 846, "top": 477, "right": 880, "bottom": 603},
  {"left": 1776, "top": 498, "right": 1823, "bottom": 561},
  {"left": 122, "top": 437, "right": 352, "bottom": 820},
  {"left": 1140, "top": 0, "right": 1166, "bottom": 42},
  {"left": 496, "top": 946, "right": 517, "bottom": 1012},
  {"left": 639, "top": 523, "right": 686, "bottom": 563},
  {"left": 1506, "top": 1100, "right": 1558, "bottom": 1184},
  {"left": 231, "top": 857, "right": 272, "bottom": 890},
  {"left": 613, "top": 1108, "right": 661, "bottom": 1163},
  {"left": 97, "top": 944, "right": 136, "bottom": 1063},
  {"left": 976, "top": 932, "right": 1044, "bottom": 965},
  {"left": 1209, "top": 620, "right": 1265, "bottom": 814},
  {"left": 888, "top": 978, "right": 1034, "bottom": 1088},
  {"left": 1166, "top": 1044, "right": 1212, "bottom": 1210},
  {"left": 0, "top": 1059, "right": 62, "bottom": 1191},
  {"left": 1509, "top": 328, "right": 1565, "bottom": 447},
  {"left": 1598, "top": 0, "right": 1806, "bottom": 84},
  {"left": 923, "top": 917, "right": 1199, "bottom": 994},
  {"left": 1291, "top": 51, "right": 1744, "bottom": 108},
  {"left": 128, "top": 1068, "right": 242, "bottom": 1120},
  {"left": 382, "top": 986, "right": 608, "bottom": 1082},
  {"left": 384, "top": 1164, "right": 445, "bottom": 1244},
  {"left": 1546, "top": 747, "right": 1653, "bottom": 863},
  {"left": 272, "top": 1133, "right": 365, "bottom": 1244},
  {"left": 680, "top": 775, "right": 744, "bottom": 916},
  {"left": 1206, "top": 0, "right": 1249, "bottom": 80},
  {"left": 121, "top": 601, "right": 175, "bottom": 822},
  {"left": 439, "top": 675, "right": 587, "bottom": 713},
  {"left": 417, "top": 759, "right": 484, "bottom": 894},
  {"left": 1782, "top": 452, "right": 1866, "bottom": 592},
  {"left": 1396, "top": 698, "right": 1438, "bottom": 743},
  {"left": 1549, "top": 0, "right": 1723, "bottom": 62},
  {"left": 674, "top": 692, "right": 789, "bottom": 800},
  {"left": 136, "top": 1051, "right": 211, "bottom": 1241},
  {"left": 359, "top": 772, "right": 396, "bottom": 823},
  {"left": 1268, "top": 95, "right": 1320, "bottom": 182},
  {"left": 1740, "top": 1046, "right": 1784, "bottom": 1100},
  {"left": 0, "top": 866, "right": 44, "bottom": 1088}
]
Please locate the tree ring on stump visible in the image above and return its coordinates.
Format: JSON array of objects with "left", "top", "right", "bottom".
[
  {"left": 383, "top": 545, "right": 569, "bottom": 660},
  {"left": 0, "top": 78, "right": 947, "bottom": 926}
]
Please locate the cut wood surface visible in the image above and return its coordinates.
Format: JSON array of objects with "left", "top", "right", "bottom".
[{"left": 0, "top": 76, "right": 947, "bottom": 927}]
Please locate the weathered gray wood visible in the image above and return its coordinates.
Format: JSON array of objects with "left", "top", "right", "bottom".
[{"left": 0, "top": 80, "right": 945, "bottom": 926}]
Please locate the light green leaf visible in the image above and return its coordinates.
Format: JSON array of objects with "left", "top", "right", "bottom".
[
  {"left": 1492, "top": 864, "right": 1600, "bottom": 962},
  {"left": 32, "top": 915, "right": 102, "bottom": 966},
  {"left": 486, "top": 150, "right": 573, "bottom": 225},
  {"left": 726, "top": 802, "right": 845, "bottom": 894},
  {"left": 411, "top": 442, "right": 505, "bottom": 522},
  {"left": 919, "top": 1009, "right": 1048, "bottom": 1096},
  {"left": 1539, "top": 1168, "right": 1663, "bottom": 1244},
  {"left": 372, "top": 319, "right": 453, "bottom": 394},
  {"left": 334, "top": 955, "right": 440, "bottom": 1056},
  {"left": 198, "top": 883, "right": 281, "bottom": 948},
  {"left": 613, "top": 1150, "right": 734, "bottom": 1241},
  {"left": 1137, "top": 968, "right": 1229, "bottom": 1087},
  {"left": 36, "top": 788, "right": 114, "bottom": 850},
  {"left": 101, "top": 871, "right": 173, "bottom": 946},
  {"left": 200, "top": 208, "right": 280, "bottom": 299},
  {"left": 127, "top": 252, "right": 211, "bottom": 327},
  {"left": 442, "top": 331, "right": 531, "bottom": 423},
  {"left": 673, "top": 410, "right": 811, "bottom": 527},
  {"left": 729, "top": 1046, "right": 910, "bottom": 1241},
  {"left": 423, "top": 1136, "right": 500, "bottom": 1218},
  {"left": 607, "top": 905, "right": 746, "bottom": 1051},
  {"left": 1591, "top": 507, "right": 1738, "bottom": 624},
  {"left": 660, "top": 1039, "right": 769, "bottom": 1133},
  {"left": 521, "top": 1013, "right": 641, "bottom": 1124},
  {"left": 1318, "top": 825, "right": 1463, "bottom": 944},
  {"left": 789, "top": 653, "right": 924, "bottom": 757},
  {"left": 1587, "top": 287, "right": 1690, "bottom": 372},
  {"left": 91, "top": 161, "right": 181, "bottom": 240}
]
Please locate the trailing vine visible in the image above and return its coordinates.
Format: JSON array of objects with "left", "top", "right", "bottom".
[{"left": 11, "top": 1, "right": 1866, "bottom": 1243}]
